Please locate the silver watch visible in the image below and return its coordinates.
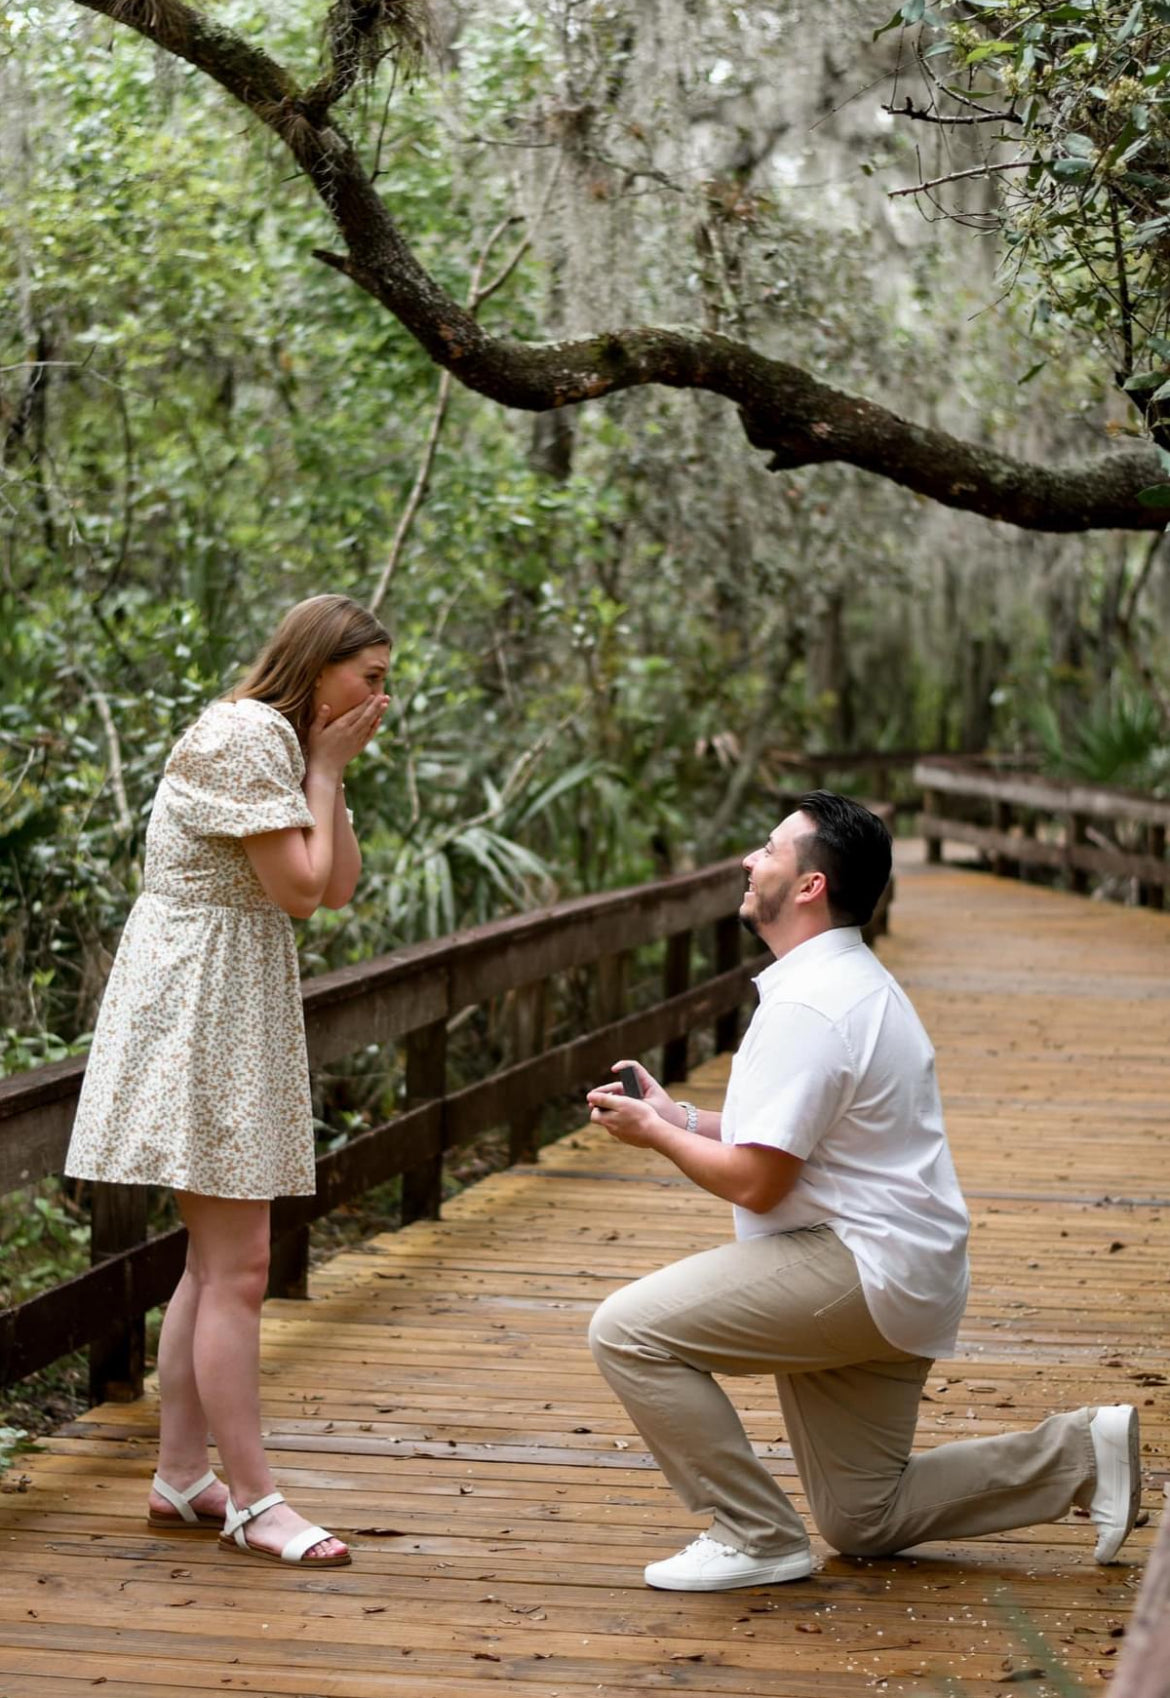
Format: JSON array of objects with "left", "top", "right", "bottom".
[{"left": 678, "top": 1100, "right": 699, "bottom": 1133}]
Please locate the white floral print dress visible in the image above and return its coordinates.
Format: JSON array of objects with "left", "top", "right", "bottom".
[{"left": 65, "top": 698, "right": 319, "bottom": 1200}]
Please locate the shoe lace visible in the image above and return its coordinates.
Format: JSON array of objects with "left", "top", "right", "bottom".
[{"left": 688, "top": 1532, "right": 742, "bottom": 1559}]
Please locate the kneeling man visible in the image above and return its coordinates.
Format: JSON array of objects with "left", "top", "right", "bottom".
[{"left": 587, "top": 791, "right": 1139, "bottom": 1590}]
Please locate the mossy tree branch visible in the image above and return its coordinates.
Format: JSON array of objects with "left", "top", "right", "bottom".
[{"left": 77, "top": 0, "right": 1169, "bottom": 534}]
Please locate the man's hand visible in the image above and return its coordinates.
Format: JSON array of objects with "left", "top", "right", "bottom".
[
  {"left": 604, "top": 1058, "right": 680, "bottom": 1124},
  {"left": 585, "top": 1077, "right": 804, "bottom": 1212},
  {"left": 587, "top": 1082, "right": 661, "bottom": 1146}
]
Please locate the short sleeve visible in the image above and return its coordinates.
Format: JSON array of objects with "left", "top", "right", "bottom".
[
  {"left": 729, "top": 1002, "right": 854, "bottom": 1160},
  {"left": 163, "top": 701, "right": 315, "bottom": 838}
]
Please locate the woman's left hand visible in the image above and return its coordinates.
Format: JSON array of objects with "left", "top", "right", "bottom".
[{"left": 586, "top": 1084, "right": 660, "bottom": 1146}]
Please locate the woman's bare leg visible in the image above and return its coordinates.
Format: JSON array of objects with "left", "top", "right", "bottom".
[
  {"left": 149, "top": 1258, "right": 229, "bottom": 1523},
  {"left": 175, "top": 1190, "right": 347, "bottom": 1560}
]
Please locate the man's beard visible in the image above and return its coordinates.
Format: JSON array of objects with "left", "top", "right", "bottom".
[{"left": 738, "top": 876, "right": 792, "bottom": 938}]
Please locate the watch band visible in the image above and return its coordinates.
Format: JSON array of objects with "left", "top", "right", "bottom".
[{"left": 678, "top": 1100, "right": 699, "bottom": 1134}]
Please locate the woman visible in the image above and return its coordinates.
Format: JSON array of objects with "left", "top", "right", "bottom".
[{"left": 66, "top": 594, "right": 391, "bottom": 1567}]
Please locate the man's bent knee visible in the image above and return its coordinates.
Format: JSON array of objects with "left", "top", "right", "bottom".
[
  {"left": 813, "top": 1505, "right": 899, "bottom": 1559},
  {"left": 588, "top": 1286, "right": 633, "bottom": 1365}
]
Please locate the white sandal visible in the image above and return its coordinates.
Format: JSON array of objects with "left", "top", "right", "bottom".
[
  {"left": 147, "top": 1468, "right": 223, "bottom": 1531},
  {"left": 219, "top": 1491, "right": 351, "bottom": 1567}
]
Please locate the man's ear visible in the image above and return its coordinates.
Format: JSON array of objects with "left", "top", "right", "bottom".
[{"left": 796, "top": 869, "right": 828, "bottom": 905}]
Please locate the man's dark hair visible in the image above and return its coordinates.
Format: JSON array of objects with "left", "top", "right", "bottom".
[{"left": 792, "top": 790, "right": 892, "bottom": 928}]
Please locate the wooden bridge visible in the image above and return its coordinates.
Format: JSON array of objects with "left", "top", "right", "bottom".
[{"left": 1, "top": 806, "right": 1169, "bottom": 1694}]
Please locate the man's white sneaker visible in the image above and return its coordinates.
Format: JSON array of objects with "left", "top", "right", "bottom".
[
  {"left": 644, "top": 1531, "right": 814, "bottom": 1591},
  {"left": 1088, "top": 1404, "right": 1140, "bottom": 1564}
]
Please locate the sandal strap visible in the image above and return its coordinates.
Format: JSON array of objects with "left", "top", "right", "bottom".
[
  {"left": 223, "top": 1491, "right": 286, "bottom": 1540},
  {"left": 281, "top": 1523, "right": 335, "bottom": 1563},
  {"left": 151, "top": 1469, "right": 219, "bottom": 1523}
]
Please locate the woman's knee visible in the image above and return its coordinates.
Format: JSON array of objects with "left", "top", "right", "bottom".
[{"left": 180, "top": 1197, "right": 271, "bottom": 1305}]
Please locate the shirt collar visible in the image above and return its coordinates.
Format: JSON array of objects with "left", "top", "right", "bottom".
[{"left": 753, "top": 926, "right": 864, "bottom": 1000}]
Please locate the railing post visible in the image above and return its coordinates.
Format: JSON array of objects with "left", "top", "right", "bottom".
[
  {"left": 1144, "top": 823, "right": 1166, "bottom": 910},
  {"left": 595, "top": 951, "right": 628, "bottom": 1027},
  {"left": 508, "top": 980, "right": 547, "bottom": 1165},
  {"left": 991, "top": 798, "right": 1012, "bottom": 878},
  {"left": 402, "top": 1016, "right": 447, "bottom": 1223},
  {"left": 88, "top": 1181, "right": 148, "bottom": 1404},
  {"left": 661, "top": 930, "right": 692, "bottom": 1085},
  {"left": 1066, "top": 812, "right": 1091, "bottom": 894},
  {"left": 267, "top": 1224, "right": 310, "bottom": 1301},
  {"left": 713, "top": 913, "right": 742, "bottom": 1054},
  {"left": 922, "top": 787, "right": 943, "bottom": 863}
]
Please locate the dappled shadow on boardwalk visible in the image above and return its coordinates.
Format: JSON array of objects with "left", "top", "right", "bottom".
[{"left": 1, "top": 851, "right": 1166, "bottom": 1696}]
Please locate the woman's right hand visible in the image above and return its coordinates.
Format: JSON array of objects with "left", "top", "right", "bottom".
[{"left": 306, "top": 694, "right": 388, "bottom": 781}]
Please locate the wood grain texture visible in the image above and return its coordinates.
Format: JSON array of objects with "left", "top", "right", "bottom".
[{"left": 1, "top": 844, "right": 1165, "bottom": 1696}]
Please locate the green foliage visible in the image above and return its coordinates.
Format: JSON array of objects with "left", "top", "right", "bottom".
[
  {"left": 1031, "top": 684, "right": 1170, "bottom": 789},
  {"left": 2, "top": 0, "right": 1169, "bottom": 1070},
  {"left": 888, "top": 0, "right": 1170, "bottom": 442},
  {"left": 0, "top": 1183, "right": 89, "bottom": 1306}
]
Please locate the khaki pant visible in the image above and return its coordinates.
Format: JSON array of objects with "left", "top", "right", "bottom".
[{"left": 589, "top": 1225, "right": 1096, "bottom": 1558}]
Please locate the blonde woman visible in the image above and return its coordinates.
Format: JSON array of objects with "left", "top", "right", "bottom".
[{"left": 66, "top": 595, "right": 391, "bottom": 1567}]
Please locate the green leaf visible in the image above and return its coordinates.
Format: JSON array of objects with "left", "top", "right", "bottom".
[
  {"left": 1049, "top": 157, "right": 1093, "bottom": 178},
  {"left": 1122, "top": 368, "right": 1170, "bottom": 392},
  {"left": 1136, "top": 483, "right": 1170, "bottom": 507},
  {"left": 966, "top": 40, "right": 1018, "bottom": 61},
  {"left": 1063, "top": 132, "right": 1096, "bottom": 157},
  {"left": 872, "top": 5, "right": 906, "bottom": 38},
  {"left": 1116, "top": 2, "right": 1144, "bottom": 41},
  {"left": 1017, "top": 360, "right": 1047, "bottom": 385}
]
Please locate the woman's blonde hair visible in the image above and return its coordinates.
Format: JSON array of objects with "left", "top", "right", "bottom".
[{"left": 229, "top": 595, "right": 391, "bottom": 744}]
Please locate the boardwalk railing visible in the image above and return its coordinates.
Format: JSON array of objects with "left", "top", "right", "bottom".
[
  {"left": 916, "top": 757, "right": 1170, "bottom": 908},
  {"left": 0, "top": 851, "right": 894, "bottom": 1404}
]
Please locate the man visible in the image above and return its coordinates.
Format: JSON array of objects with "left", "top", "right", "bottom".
[{"left": 586, "top": 791, "right": 1140, "bottom": 1591}]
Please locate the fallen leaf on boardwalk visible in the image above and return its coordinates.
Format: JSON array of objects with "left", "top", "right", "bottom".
[
  {"left": 1108, "top": 1241, "right": 1126, "bottom": 1253},
  {"left": 1130, "top": 1371, "right": 1167, "bottom": 1386},
  {"left": 796, "top": 1623, "right": 823, "bottom": 1634},
  {"left": 997, "top": 1669, "right": 1047, "bottom": 1683},
  {"left": 362, "top": 1606, "right": 387, "bottom": 1615},
  {"left": 671, "top": 1653, "right": 706, "bottom": 1662},
  {"left": 473, "top": 1652, "right": 501, "bottom": 1662},
  {"left": 352, "top": 1526, "right": 406, "bottom": 1536},
  {"left": 169, "top": 1569, "right": 191, "bottom": 1579},
  {"left": 169, "top": 1599, "right": 197, "bottom": 1608},
  {"left": 965, "top": 1381, "right": 998, "bottom": 1392},
  {"left": 572, "top": 1426, "right": 592, "bottom": 1434},
  {"left": 459, "top": 1485, "right": 474, "bottom": 1495},
  {"left": 613, "top": 1440, "right": 630, "bottom": 1450}
]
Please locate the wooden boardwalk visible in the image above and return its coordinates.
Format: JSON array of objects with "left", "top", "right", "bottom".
[{"left": 1, "top": 849, "right": 1167, "bottom": 1697}]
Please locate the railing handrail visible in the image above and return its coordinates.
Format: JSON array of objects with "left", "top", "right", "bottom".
[
  {"left": 0, "top": 855, "right": 746, "bottom": 1193},
  {"left": 914, "top": 757, "right": 1170, "bottom": 828}
]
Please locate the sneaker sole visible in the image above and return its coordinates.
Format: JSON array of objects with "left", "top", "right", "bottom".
[
  {"left": 645, "top": 1554, "right": 814, "bottom": 1591},
  {"left": 1096, "top": 1406, "right": 1141, "bottom": 1564}
]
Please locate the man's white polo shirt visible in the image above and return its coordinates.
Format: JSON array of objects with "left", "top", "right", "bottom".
[{"left": 722, "top": 926, "right": 970, "bottom": 1359}]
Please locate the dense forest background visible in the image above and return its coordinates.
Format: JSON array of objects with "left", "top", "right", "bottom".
[{"left": 4, "top": 0, "right": 1170, "bottom": 1077}]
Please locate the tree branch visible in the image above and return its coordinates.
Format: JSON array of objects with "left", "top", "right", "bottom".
[
  {"left": 74, "top": 0, "right": 1169, "bottom": 534},
  {"left": 883, "top": 96, "right": 1021, "bottom": 126},
  {"left": 888, "top": 159, "right": 1037, "bottom": 198}
]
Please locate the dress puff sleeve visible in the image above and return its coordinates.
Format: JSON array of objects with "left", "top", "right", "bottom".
[{"left": 163, "top": 699, "right": 316, "bottom": 838}]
